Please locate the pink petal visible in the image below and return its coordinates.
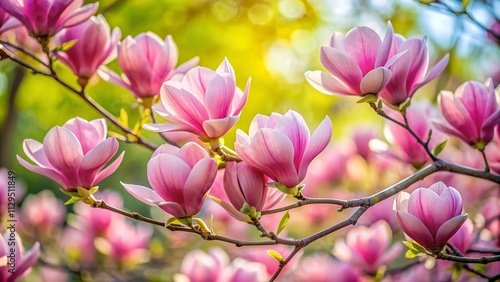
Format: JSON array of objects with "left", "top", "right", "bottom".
[
  {"left": 43, "top": 126, "right": 83, "bottom": 180},
  {"left": 78, "top": 138, "right": 119, "bottom": 186},
  {"left": 375, "top": 22, "right": 394, "bottom": 67},
  {"left": 202, "top": 116, "right": 240, "bottom": 138},
  {"left": 183, "top": 158, "right": 217, "bottom": 216},
  {"left": 275, "top": 110, "right": 310, "bottom": 170},
  {"left": 147, "top": 154, "right": 190, "bottom": 202},
  {"left": 343, "top": 26, "right": 382, "bottom": 75},
  {"left": 89, "top": 118, "right": 107, "bottom": 141},
  {"left": 97, "top": 66, "right": 133, "bottom": 92},
  {"left": 121, "top": 182, "right": 164, "bottom": 206},
  {"left": 157, "top": 201, "right": 188, "bottom": 218},
  {"left": 232, "top": 78, "right": 251, "bottom": 115},
  {"left": 205, "top": 74, "right": 235, "bottom": 119},
  {"left": 171, "top": 57, "right": 200, "bottom": 80},
  {"left": 176, "top": 142, "right": 210, "bottom": 168},
  {"left": 305, "top": 71, "right": 358, "bottom": 96},
  {"left": 209, "top": 196, "right": 249, "bottom": 222},
  {"left": 63, "top": 117, "right": 101, "bottom": 154},
  {"left": 411, "top": 54, "right": 449, "bottom": 95},
  {"left": 320, "top": 47, "right": 362, "bottom": 92},
  {"left": 9, "top": 242, "right": 39, "bottom": 281},
  {"left": 59, "top": 2, "right": 99, "bottom": 29},
  {"left": 23, "top": 139, "right": 51, "bottom": 167},
  {"left": 395, "top": 211, "right": 435, "bottom": 249},
  {"left": 17, "top": 156, "right": 68, "bottom": 188},
  {"left": 298, "top": 116, "right": 332, "bottom": 181},
  {"left": 360, "top": 67, "right": 391, "bottom": 94},
  {"left": 93, "top": 151, "right": 124, "bottom": 185},
  {"left": 152, "top": 143, "right": 180, "bottom": 158},
  {"left": 435, "top": 214, "right": 468, "bottom": 248}
]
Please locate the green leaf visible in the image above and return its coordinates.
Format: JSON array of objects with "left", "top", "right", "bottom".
[
  {"left": 405, "top": 249, "right": 418, "bottom": 259},
  {"left": 64, "top": 196, "right": 81, "bottom": 205},
  {"left": 267, "top": 182, "right": 290, "bottom": 195},
  {"left": 193, "top": 218, "right": 212, "bottom": 234},
  {"left": 452, "top": 264, "right": 463, "bottom": 281},
  {"left": 398, "top": 98, "right": 411, "bottom": 112},
  {"left": 119, "top": 108, "right": 128, "bottom": 127},
  {"left": 240, "top": 202, "right": 251, "bottom": 215},
  {"left": 377, "top": 99, "right": 383, "bottom": 109},
  {"left": 402, "top": 240, "right": 426, "bottom": 253},
  {"left": 267, "top": 250, "right": 284, "bottom": 262},
  {"left": 433, "top": 139, "right": 448, "bottom": 156},
  {"left": 59, "top": 187, "right": 80, "bottom": 198},
  {"left": 276, "top": 211, "right": 290, "bottom": 236},
  {"left": 57, "top": 39, "right": 78, "bottom": 51},
  {"left": 462, "top": 0, "right": 472, "bottom": 9},
  {"left": 165, "top": 217, "right": 192, "bottom": 227},
  {"left": 356, "top": 94, "right": 377, "bottom": 104}
]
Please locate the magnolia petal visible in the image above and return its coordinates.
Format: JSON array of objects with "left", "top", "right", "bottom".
[
  {"left": 17, "top": 156, "right": 68, "bottom": 188},
  {"left": 395, "top": 211, "right": 435, "bottom": 249},
  {"left": 157, "top": 201, "right": 188, "bottom": 218},
  {"left": 9, "top": 242, "right": 39, "bottom": 281},
  {"left": 23, "top": 139, "right": 51, "bottom": 167},
  {"left": 60, "top": 2, "right": 99, "bottom": 30},
  {"left": 183, "top": 158, "right": 217, "bottom": 216},
  {"left": 92, "top": 151, "right": 125, "bottom": 185},
  {"left": 97, "top": 66, "right": 133, "bottom": 92},
  {"left": 320, "top": 47, "right": 362, "bottom": 92},
  {"left": 298, "top": 116, "right": 332, "bottom": 181},
  {"left": 121, "top": 182, "right": 163, "bottom": 206},
  {"left": 79, "top": 138, "right": 119, "bottom": 186},
  {"left": 435, "top": 214, "right": 468, "bottom": 248},
  {"left": 360, "top": 67, "right": 391, "bottom": 94},
  {"left": 305, "top": 71, "right": 358, "bottom": 96},
  {"left": 209, "top": 196, "right": 249, "bottom": 222},
  {"left": 43, "top": 126, "right": 83, "bottom": 178},
  {"left": 176, "top": 142, "right": 210, "bottom": 168},
  {"left": 147, "top": 154, "right": 190, "bottom": 202},
  {"left": 202, "top": 116, "right": 239, "bottom": 139}
]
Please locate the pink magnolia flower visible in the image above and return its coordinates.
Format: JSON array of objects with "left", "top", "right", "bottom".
[
  {"left": 213, "top": 161, "right": 285, "bottom": 221},
  {"left": 333, "top": 220, "right": 401, "bottom": 273},
  {"left": 305, "top": 23, "right": 394, "bottom": 96},
  {"left": 175, "top": 248, "right": 228, "bottom": 282},
  {"left": 98, "top": 32, "right": 198, "bottom": 103},
  {"left": 101, "top": 219, "right": 152, "bottom": 264},
  {"left": 17, "top": 117, "right": 124, "bottom": 192},
  {"left": 449, "top": 218, "right": 474, "bottom": 254},
  {"left": 481, "top": 197, "right": 500, "bottom": 246},
  {"left": 0, "top": 0, "right": 98, "bottom": 38},
  {"left": 54, "top": 15, "right": 120, "bottom": 84},
  {"left": 379, "top": 35, "right": 449, "bottom": 106},
  {"left": 0, "top": 7, "right": 20, "bottom": 34},
  {"left": 384, "top": 101, "right": 445, "bottom": 168},
  {"left": 296, "top": 255, "right": 362, "bottom": 282},
  {"left": 394, "top": 182, "right": 468, "bottom": 252},
  {"left": 122, "top": 142, "right": 217, "bottom": 218},
  {"left": 235, "top": 110, "right": 332, "bottom": 189},
  {"left": 73, "top": 190, "right": 123, "bottom": 235},
  {"left": 0, "top": 232, "right": 40, "bottom": 282},
  {"left": 434, "top": 78, "right": 500, "bottom": 147},
  {"left": 144, "top": 58, "right": 250, "bottom": 139},
  {"left": 223, "top": 258, "right": 269, "bottom": 282},
  {"left": 0, "top": 26, "right": 44, "bottom": 56},
  {"left": 20, "top": 190, "right": 65, "bottom": 236}
]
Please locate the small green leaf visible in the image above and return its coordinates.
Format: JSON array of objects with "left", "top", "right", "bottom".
[
  {"left": 267, "top": 250, "right": 284, "bottom": 262},
  {"left": 462, "top": 0, "right": 472, "bottom": 9},
  {"left": 377, "top": 99, "right": 383, "bottom": 109},
  {"left": 452, "top": 264, "right": 463, "bottom": 281},
  {"left": 64, "top": 196, "right": 81, "bottom": 205},
  {"left": 267, "top": 182, "right": 290, "bottom": 195},
  {"left": 356, "top": 94, "right": 377, "bottom": 104},
  {"left": 193, "top": 218, "right": 212, "bottom": 234},
  {"left": 276, "top": 211, "right": 290, "bottom": 236},
  {"left": 59, "top": 187, "right": 80, "bottom": 198},
  {"left": 398, "top": 98, "right": 411, "bottom": 112},
  {"left": 402, "top": 240, "right": 426, "bottom": 253},
  {"left": 89, "top": 186, "right": 99, "bottom": 194},
  {"left": 433, "top": 139, "right": 448, "bottom": 156},
  {"left": 57, "top": 39, "right": 78, "bottom": 51},
  {"left": 119, "top": 108, "right": 128, "bottom": 127},
  {"left": 240, "top": 202, "right": 252, "bottom": 215},
  {"left": 405, "top": 249, "right": 418, "bottom": 259},
  {"left": 165, "top": 217, "right": 192, "bottom": 227},
  {"left": 402, "top": 240, "right": 417, "bottom": 251}
]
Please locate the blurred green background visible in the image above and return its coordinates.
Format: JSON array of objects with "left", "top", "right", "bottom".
[{"left": 1, "top": 0, "right": 499, "bottom": 206}]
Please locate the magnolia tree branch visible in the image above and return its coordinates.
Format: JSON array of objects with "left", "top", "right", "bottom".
[{"left": 0, "top": 41, "right": 159, "bottom": 151}]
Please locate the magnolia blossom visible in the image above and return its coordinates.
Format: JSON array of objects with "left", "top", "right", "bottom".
[
  {"left": 20, "top": 190, "right": 65, "bottom": 236},
  {"left": 394, "top": 182, "right": 468, "bottom": 252},
  {"left": 235, "top": 110, "right": 332, "bottom": 189},
  {"left": 434, "top": 78, "right": 500, "bottom": 147},
  {"left": 54, "top": 15, "right": 121, "bottom": 84},
  {"left": 73, "top": 191, "right": 123, "bottom": 235},
  {"left": 213, "top": 162, "right": 284, "bottom": 221},
  {"left": 17, "top": 118, "right": 124, "bottom": 191},
  {"left": 384, "top": 101, "right": 445, "bottom": 168},
  {"left": 296, "top": 255, "right": 362, "bottom": 282},
  {"left": 122, "top": 143, "right": 217, "bottom": 218},
  {"left": 305, "top": 23, "right": 394, "bottom": 96},
  {"left": 99, "top": 32, "right": 198, "bottom": 102},
  {"left": 175, "top": 248, "right": 228, "bottom": 282},
  {"left": 0, "top": 7, "right": 19, "bottom": 34},
  {"left": 144, "top": 58, "right": 250, "bottom": 139},
  {"left": 379, "top": 34, "right": 449, "bottom": 106},
  {"left": 0, "top": 232, "right": 40, "bottom": 281},
  {"left": 0, "top": 0, "right": 98, "bottom": 38},
  {"left": 333, "top": 220, "right": 401, "bottom": 273}
]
